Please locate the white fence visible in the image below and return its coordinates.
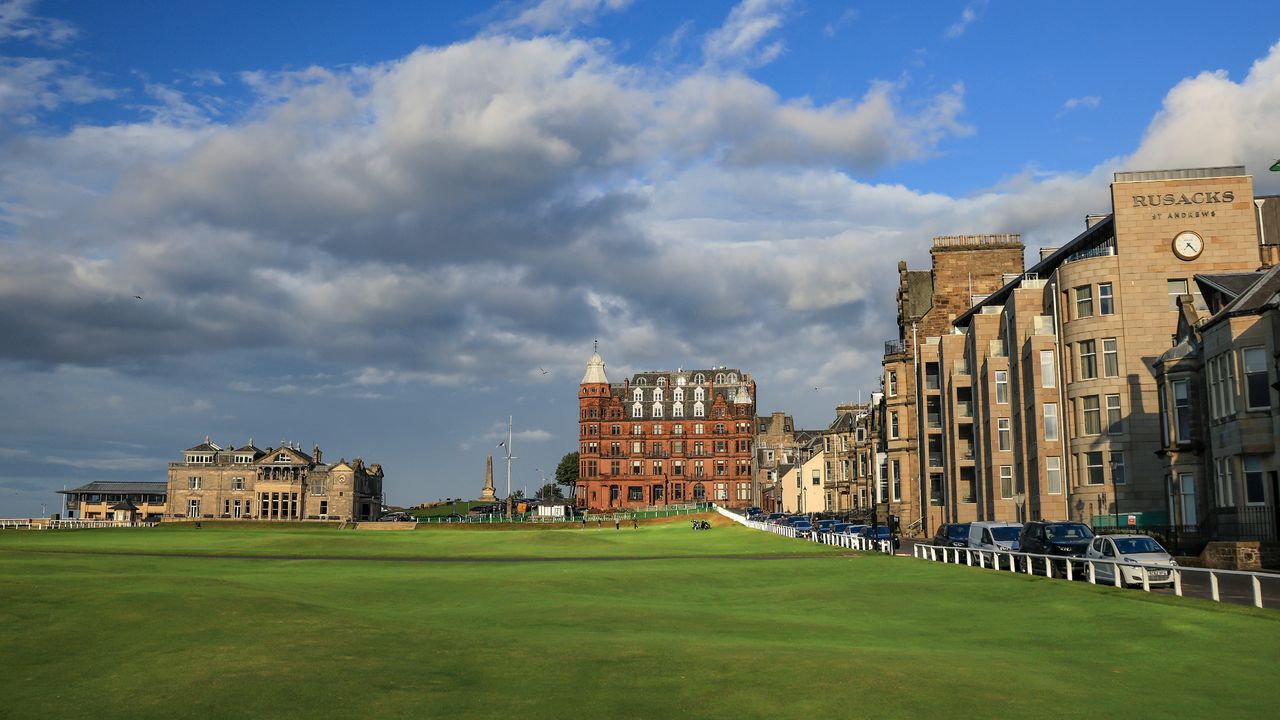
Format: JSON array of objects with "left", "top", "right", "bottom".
[
  {"left": 913, "top": 543, "right": 1270, "bottom": 609},
  {"left": 0, "top": 518, "right": 156, "bottom": 530},
  {"left": 713, "top": 506, "right": 894, "bottom": 553}
]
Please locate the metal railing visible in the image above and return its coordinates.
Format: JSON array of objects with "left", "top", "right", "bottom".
[{"left": 912, "top": 542, "right": 1273, "bottom": 609}]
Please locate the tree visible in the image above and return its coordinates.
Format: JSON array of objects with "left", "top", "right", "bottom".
[
  {"left": 554, "top": 452, "right": 579, "bottom": 495},
  {"left": 536, "top": 483, "right": 564, "bottom": 500}
]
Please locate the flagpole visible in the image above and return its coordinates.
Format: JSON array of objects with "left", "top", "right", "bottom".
[{"left": 506, "top": 415, "right": 513, "bottom": 520}]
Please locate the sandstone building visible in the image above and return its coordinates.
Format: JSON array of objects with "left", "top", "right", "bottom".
[
  {"left": 575, "top": 348, "right": 756, "bottom": 510},
  {"left": 165, "top": 438, "right": 384, "bottom": 521},
  {"left": 59, "top": 481, "right": 167, "bottom": 522}
]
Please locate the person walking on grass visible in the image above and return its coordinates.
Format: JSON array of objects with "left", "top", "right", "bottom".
[
  {"left": 632, "top": 515, "right": 638, "bottom": 529},
  {"left": 615, "top": 517, "right": 620, "bottom": 530}
]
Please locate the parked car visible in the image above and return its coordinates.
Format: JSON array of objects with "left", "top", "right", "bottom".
[
  {"left": 1085, "top": 535, "right": 1177, "bottom": 587},
  {"left": 931, "top": 522, "right": 971, "bottom": 548},
  {"left": 791, "top": 519, "right": 814, "bottom": 537},
  {"left": 378, "top": 512, "right": 417, "bottom": 522},
  {"left": 967, "top": 521, "right": 1022, "bottom": 566},
  {"left": 785, "top": 515, "right": 812, "bottom": 527},
  {"left": 832, "top": 522, "right": 853, "bottom": 534},
  {"left": 815, "top": 519, "right": 837, "bottom": 533},
  {"left": 857, "top": 525, "right": 899, "bottom": 549},
  {"left": 1018, "top": 521, "right": 1095, "bottom": 576},
  {"left": 843, "top": 524, "right": 869, "bottom": 536},
  {"left": 766, "top": 513, "right": 786, "bottom": 524}
]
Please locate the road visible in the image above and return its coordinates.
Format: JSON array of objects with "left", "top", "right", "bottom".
[{"left": 896, "top": 537, "right": 1280, "bottom": 610}]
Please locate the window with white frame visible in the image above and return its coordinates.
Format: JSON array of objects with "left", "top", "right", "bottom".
[
  {"left": 726, "top": 373, "right": 738, "bottom": 383},
  {"left": 652, "top": 403, "right": 663, "bottom": 418},
  {"left": 1106, "top": 394, "right": 1123, "bottom": 434},
  {"left": 1215, "top": 457, "right": 1235, "bottom": 507},
  {"left": 1173, "top": 380, "right": 1192, "bottom": 442},
  {"left": 188, "top": 476, "right": 201, "bottom": 490},
  {"left": 1243, "top": 347, "right": 1270, "bottom": 410},
  {"left": 889, "top": 412, "right": 899, "bottom": 439},
  {"left": 633, "top": 388, "right": 643, "bottom": 402},
  {"left": 1167, "top": 278, "right": 1189, "bottom": 310},
  {"left": 653, "top": 387, "right": 664, "bottom": 402},
  {"left": 673, "top": 387, "right": 684, "bottom": 402},
  {"left": 632, "top": 402, "right": 643, "bottom": 418},
  {"left": 1078, "top": 340, "right": 1097, "bottom": 380},
  {"left": 187, "top": 499, "right": 200, "bottom": 518},
  {"left": 1075, "top": 285, "right": 1093, "bottom": 319},
  {"left": 1244, "top": 456, "right": 1266, "bottom": 505},
  {"left": 232, "top": 477, "right": 245, "bottom": 490},
  {"left": 694, "top": 423, "right": 703, "bottom": 434},
  {"left": 693, "top": 401, "right": 705, "bottom": 418},
  {"left": 995, "top": 371, "right": 1008, "bottom": 403},
  {"left": 887, "top": 371, "right": 897, "bottom": 397},
  {"left": 1043, "top": 403, "right": 1059, "bottom": 441},
  {"left": 891, "top": 460, "right": 901, "bottom": 501},
  {"left": 1098, "top": 282, "right": 1114, "bottom": 315},
  {"left": 694, "top": 387, "right": 704, "bottom": 402},
  {"left": 693, "top": 373, "right": 705, "bottom": 384},
  {"left": 1040, "top": 350, "right": 1055, "bottom": 388},
  {"left": 1102, "top": 338, "right": 1119, "bottom": 378},
  {"left": 672, "top": 402, "right": 684, "bottom": 417},
  {"left": 1046, "top": 457, "right": 1062, "bottom": 495},
  {"left": 997, "top": 418, "right": 1011, "bottom": 451}
]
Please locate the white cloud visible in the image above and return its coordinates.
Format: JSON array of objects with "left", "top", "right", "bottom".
[
  {"left": 0, "top": 0, "right": 76, "bottom": 45},
  {"left": 1059, "top": 95, "right": 1101, "bottom": 117},
  {"left": 44, "top": 453, "right": 162, "bottom": 471},
  {"left": 495, "top": 0, "right": 633, "bottom": 34},
  {"left": 944, "top": 2, "right": 984, "bottom": 39},
  {"left": 824, "top": 8, "right": 858, "bottom": 38},
  {"left": 0, "top": 57, "right": 114, "bottom": 124},
  {"left": 703, "top": 0, "right": 791, "bottom": 68}
]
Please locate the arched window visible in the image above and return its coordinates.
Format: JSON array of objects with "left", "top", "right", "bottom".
[
  {"left": 693, "top": 373, "right": 705, "bottom": 384},
  {"left": 693, "top": 401, "right": 705, "bottom": 418},
  {"left": 694, "top": 387, "right": 705, "bottom": 402},
  {"left": 652, "top": 402, "right": 663, "bottom": 418},
  {"left": 714, "top": 373, "right": 725, "bottom": 384},
  {"left": 726, "top": 373, "right": 738, "bottom": 384},
  {"left": 633, "top": 388, "right": 643, "bottom": 402},
  {"left": 673, "top": 402, "right": 684, "bottom": 418},
  {"left": 636, "top": 377, "right": 647, "bottom": 385},
  {"left": 673, "top": 387, "right": 684, "bottom": 402},
  {"left": 632, "top": 402, "right": 643, "bottom": 418},
  {"left": 676, "top": 376, "right": 687, "bottom": 386},
  {"left": 657, "top": 377, "right": 667, "bottom": 387},
  {"left": 693, "top": 483, "right": 706, "bottom": 499},
  {"left": 653, "top": 387, "right": 664, "bottom": 402}
]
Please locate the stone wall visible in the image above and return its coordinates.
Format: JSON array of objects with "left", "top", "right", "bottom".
[{"left": 1199, "top": 540, "right": 1280, "bottom": 570}]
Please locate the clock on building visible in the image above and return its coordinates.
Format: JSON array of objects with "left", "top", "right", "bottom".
[{"left": 1172, "top": 230, "right": 1204, "bottom": 261}]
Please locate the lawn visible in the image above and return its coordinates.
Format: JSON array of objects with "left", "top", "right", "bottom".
[{"left": 2, "top": 520, "right": 1277, "bottom": 719}]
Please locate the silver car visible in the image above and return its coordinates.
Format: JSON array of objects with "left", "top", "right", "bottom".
[{"left": 1084, "top": 535, "right": 1177, "bottom": 586}]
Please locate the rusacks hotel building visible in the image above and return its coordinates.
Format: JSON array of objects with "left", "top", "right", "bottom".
[
  {"left": 576, "top": 348, "right": 756, "bottom": 510},
  {"left": 882, "top": 166, "right": 1279, "bottom": 548}
]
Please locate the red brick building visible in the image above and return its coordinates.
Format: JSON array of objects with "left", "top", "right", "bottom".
[{"left": 576, "top": 347, "right": 757, "bottom": 510}]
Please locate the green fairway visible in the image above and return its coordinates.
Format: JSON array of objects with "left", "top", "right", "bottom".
[{"left": 2, "top": 522, "right": 1278, "bottom": 719}]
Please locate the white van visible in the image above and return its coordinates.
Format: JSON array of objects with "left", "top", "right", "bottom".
[{"left": 967, "top": 521, "right": 1023, "bottom": 565}]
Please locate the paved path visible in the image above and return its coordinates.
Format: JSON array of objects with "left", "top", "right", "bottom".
[{"left": 897, "top": 537, "right": 1280, "bottom": 609}]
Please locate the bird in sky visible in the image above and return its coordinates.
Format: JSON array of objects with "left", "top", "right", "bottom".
[
  {"left": 133, "top": 295, "right": 143, "bottom": 300},
  {"left": 813, "top": 386, "right": 822, "bottom": 392},
  {"left": 538, "top": 367, "right": 550, "bottom": 375}
]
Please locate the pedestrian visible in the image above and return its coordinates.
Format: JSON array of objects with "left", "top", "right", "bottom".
[
  {"left": 632, "top": 515, "right": 638, "bottom": 529},
  {"left": 614, "top": 517, "right": 620, "bottom": 530},
  {"left": 581, "top": 516, "right": 587, "bottom": 529}
]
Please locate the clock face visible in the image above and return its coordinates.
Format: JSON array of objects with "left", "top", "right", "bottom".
[{"left": 1172, "top": 231, "right": 1204, "bottom": 261}]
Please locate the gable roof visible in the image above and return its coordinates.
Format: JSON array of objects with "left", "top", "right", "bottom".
[{"left": 1203, "top": 263, "right": 1280, "bottom": 329}]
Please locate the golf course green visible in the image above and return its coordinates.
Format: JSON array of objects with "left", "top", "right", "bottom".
[{"left": 2, "top": 518, "right": 1277, "bottom": 719}]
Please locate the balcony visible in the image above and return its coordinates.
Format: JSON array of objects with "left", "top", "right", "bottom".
[{"left": 884, "top": 339, "right": 908, "bottom": 356}]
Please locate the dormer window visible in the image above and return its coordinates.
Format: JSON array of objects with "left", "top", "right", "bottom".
[
  {"left": 694, "top": 401, "right": 705, "bottom": 418},
  {"left": 632, "top": 402, "right": 643, "bottom": 418},
  {"left": 714, "top": 373, "right": 725, "bottom": 384},
  {"left": 694, "top": 387, "right": 705, "bottom": 402},
  {"left": 677, "top": 376, "right": 687, "bottom": 386},
  {"left": 652, "top": 403, "right": 663, "bottom": 418},
  {"left": 673, "top": 388, "right": 684, "bottom": 402},
  {"left": 693, "top": 373, "right": 705, "bottom": 384},
  {"left": 726, "top": 373, "right": 738, "bottom": 384},
  {"left": 653, "top": 388, "right": 664, "bottom": 402},
  {"left": 633, "top": 388, "right": 643, "bottom": 402},
  {"left": 673, "top": 402, "right": 684, "bottom": 417},
  {"left": 186, "top": 454, "right": 212, "bottom": 464},
  {"left": 236, "top": 454, "right": 252, "bottom": 464},
  {"left": 636, "top": 377, "right": 647, "bottom": 386},
  {"left": 657, "top": 377, "right": 667, "bottom": 387}
]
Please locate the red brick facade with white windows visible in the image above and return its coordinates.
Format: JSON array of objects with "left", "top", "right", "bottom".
[{"left": 576, "top": 348, "right": 756, "bottom": 510}]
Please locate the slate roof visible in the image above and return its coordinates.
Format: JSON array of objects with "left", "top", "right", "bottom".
[
  {"left": 1196, "top": 272, "right": 1262, "bottom": 298},
  {"left": 58, "top": 481, "right": 167, "bottom": 495},
  {"left": 1202, "top": 263, "right": 1280, "bottom": 329}
]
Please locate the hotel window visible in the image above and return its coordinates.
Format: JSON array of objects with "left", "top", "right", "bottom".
[
  {"left": 1243, "top": 347, "right": 1271, "bottom": 409},
  {"left": 1167, "top": 278, "right": 1189, "bottom": 310},
  {"left": 652, "top": 403, "right": 663, "bottom": 418},
  {"left": 632, "top": 403, "right": 643, "bottom": 418},
  {"left": 693, "top": 401, "right": 705, "bottom": 418},
  {"left": 632, "top": 424, "right": 643, "bottom": 435},
  {"left": 1084, "top": 451, "right": 1104, "bottom": 485},
  {"left": 694, "top": 461, "right": 705, "bottom": 478},
  {"left": 1102, "top": 338, "right": 1119, "bottom": 378},
  {"left": 694, "top": 373, "right": 705, "bottom": 384},
  {"left": 631, "top": 461, "right": 643, "bottom": 475},
  {"left": 1043, "top": 403, "right": 1059, "bottom": 441},
  {"left": 997, "top": 418, "right": 1011, "bottom": 451},
  {"left": 652, "top": 424, "right": 662, "bottom": 435},
  {"left": 657, "top": 377, "right": 667, "bottom": 387},
  {"left": 1046, "top": 457, "right": 1063, "bottom": 495},
  {"left": 856, "top": 428, "right": 866, "bottom": 442},
  {"left": 715, "top": 373, "right": 725, "bottom": 384},
  {"left": 717, "top": 461, "right": 727, "bottom": 476},
  {"left": 891, "top": 460, "right": 901, "bottom": 501},
  {"left": 995, "top": 371, "right": 1008, "bottom": 403},
  {"left": 1078, "top": 340, "right": 1097, "bottom": 380},
  {"left": 1000, "top": 466, "right": 1013, "bottom": 499},
  {"left": 1098, "top": 283, "right": 1114, "bottom": 315},
  {"left": 611, "top": 461, "right": 620, "bottom": 476},
  {"left": 653, "top": 461, "right": 663, "bottom": 474},
  {"left": 1244, "top": 456, "right": 1266, "bottom": 505},
  {"left": 1110, "top": 452, "right": 1126, "bottom": 486},
  {"left": 673, "top": 424, "right": 684, "bottom": 435},
  {"left": 1215, "top": 458, "right": 1236, "bottom": 507},
  {"left": 1106, "top": 394, "right": 1123, "bottom": 434},
  {"left": 1158, "top": 385, "right": 1170, "bottom": 446},
  {"left": 672, "top": 461, "right": 683, "bottom": 476},
  {"left": 631, "top": 441, "right": 643, "bottom": 453},
  {"left": 318, "top": 500, "right": 327, "bottom": 516},
  {"left": 187, "top": 499, "right": 200, "bottom": 518},
  {"left": 188, "top": 476, "right": 201, "bottom": 490},
  {"left": 611, "top": 424, "right": 621, "bottom": 435},
  {"left": 694, "top": 423, "right": 704, "bottom": 435},
  {"left": 1075, "top": 285, "right": 1093, "bottom": 319},
  {"left": 889, "top": 412, "right": 899, "bottom": 439},
  {"left": 716, "top": 483, "right": 728, "bottom": 501},
  {"left": 232, "top": 477, "right": 245, "bottom": 490},
  {"left": 224, "top": 499, "right": 230, "bottom": 515},
  {"left": 737, "top": 483, "right": 751, "bottom": 501},
  {"left": 233, "top": 499, "right": 243, "bottom": 518},
  {"left": 1040, "top": 350, "right": 1055, "bottom": 388},
  {"left": 694, "top": 387, "right": 705, "bottom": 402},
  {"left": 628, "top": 486, "right": 643, "bottom": 501},
  {"left": 887, "top": 371, "right": 897, "bottom": 397},
  {"left": 1173, "top": 380, "right": 1192, "bottom": 443},
  {"left": 673, "top": 388, "right": 684, "bottom": 402},
  {"left": 633, "top": 388, "right": 643, "bottom": 402},
  {"left": 1082, "top": 395, "right": 1101, "bottom": 435},
  {"left": 653, "top": 388, "right": 664, "bottom": 402}
]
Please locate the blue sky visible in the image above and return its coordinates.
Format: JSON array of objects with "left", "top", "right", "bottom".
[{"left": 2, "top": 0, "right": 1279, "bottom": 516}]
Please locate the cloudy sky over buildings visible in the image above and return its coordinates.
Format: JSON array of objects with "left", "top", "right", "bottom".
[{"left": 2, "top": 0, "right": 1279, "bottom": 514}]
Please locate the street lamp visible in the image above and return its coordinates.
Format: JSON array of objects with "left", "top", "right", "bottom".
[{"left": 1014, "top": 492, "right": 1026, "bottom": 524}]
